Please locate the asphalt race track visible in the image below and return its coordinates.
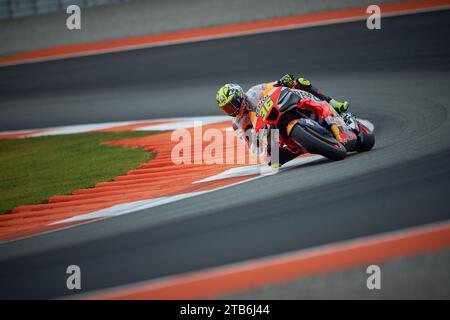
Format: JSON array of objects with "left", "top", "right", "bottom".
[{"left": 0, "top": 10, "right": 450, "bottom": 299}]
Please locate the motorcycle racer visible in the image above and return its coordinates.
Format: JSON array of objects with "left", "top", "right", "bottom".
[{"left": 215, "top": 74, "right": 351, "bottom": 167}]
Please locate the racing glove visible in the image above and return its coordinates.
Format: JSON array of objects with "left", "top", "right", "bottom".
[{"left": 276, "top": 74, "right": 296, "bottom": 88}]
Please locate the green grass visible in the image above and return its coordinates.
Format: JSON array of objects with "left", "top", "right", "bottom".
[{"left": 0, "top": 131, "right": 158, "bottom": 214}]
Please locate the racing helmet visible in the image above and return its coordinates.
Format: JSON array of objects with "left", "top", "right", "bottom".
[{"left": 216, "top": 83, "right": 246, "bottom": 117}]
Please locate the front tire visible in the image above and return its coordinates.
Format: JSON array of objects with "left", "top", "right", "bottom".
[
  {"left": 290, "top": 124, "right": 347, "bottom": 161},
  {"left": 356, "top": 123, "right": 375, "bottom": 152}
]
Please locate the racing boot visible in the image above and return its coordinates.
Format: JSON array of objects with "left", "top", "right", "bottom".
[{"left": 329, "top": 99, "right": 349, "bottom": 114}]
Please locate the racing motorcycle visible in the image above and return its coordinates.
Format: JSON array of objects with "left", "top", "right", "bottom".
[{"left": 250, "top": 85, "right": 375, "bottom": 161}]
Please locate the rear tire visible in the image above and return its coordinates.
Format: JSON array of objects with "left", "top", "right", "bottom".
[{"left": 290, "top": 124, "right": 347, "bottom": 161}]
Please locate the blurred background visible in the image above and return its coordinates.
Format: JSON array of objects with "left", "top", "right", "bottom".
[{"left": 1, "top": 0, "right": 408, "bottom": 56}]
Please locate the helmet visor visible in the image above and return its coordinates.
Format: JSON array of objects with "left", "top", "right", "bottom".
[{"left": 221, "top": 101, "right": 240, "bottom": 117}]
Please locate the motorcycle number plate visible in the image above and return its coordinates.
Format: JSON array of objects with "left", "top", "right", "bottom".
[{"left": 259, "top": 97, "right": 274, "bottom": 121}]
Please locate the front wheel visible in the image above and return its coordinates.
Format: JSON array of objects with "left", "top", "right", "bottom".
[
  {"left": 290, "top": 124, "right": 347, "bottom": 161},
  {"left": 356, "top": 123, "right": 375, "bottom": 152}
]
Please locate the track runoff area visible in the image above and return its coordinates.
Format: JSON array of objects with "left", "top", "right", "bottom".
[
  {"left": 0, "top": 0, "right": 449, "bottom": 304},
  {"left": 0, "top": 115, "right": 373, "bottom": 241}
]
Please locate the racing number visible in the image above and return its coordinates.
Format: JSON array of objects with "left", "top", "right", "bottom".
[{"left": 259, "top": 98, "right": 274, "bottom": 121}]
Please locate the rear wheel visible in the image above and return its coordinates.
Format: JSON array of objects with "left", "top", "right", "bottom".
[{"left": 290, "top": 124, "right": 347, "bottom": 161}]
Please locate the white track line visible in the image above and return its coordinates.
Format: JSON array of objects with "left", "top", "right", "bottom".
[
  {"left": 52, "top": 156, "right": 324, "bottom": 224},
  {"left": 0, "top": 116, "right": 229, "bottom": 138}
]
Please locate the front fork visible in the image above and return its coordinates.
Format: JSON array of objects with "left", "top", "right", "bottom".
[
  {"left": 323, "top": 112, "right": 359, "bottom": 152},
  {"left": 323, "top": 114, "right": 345, "bottom": 143}
]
